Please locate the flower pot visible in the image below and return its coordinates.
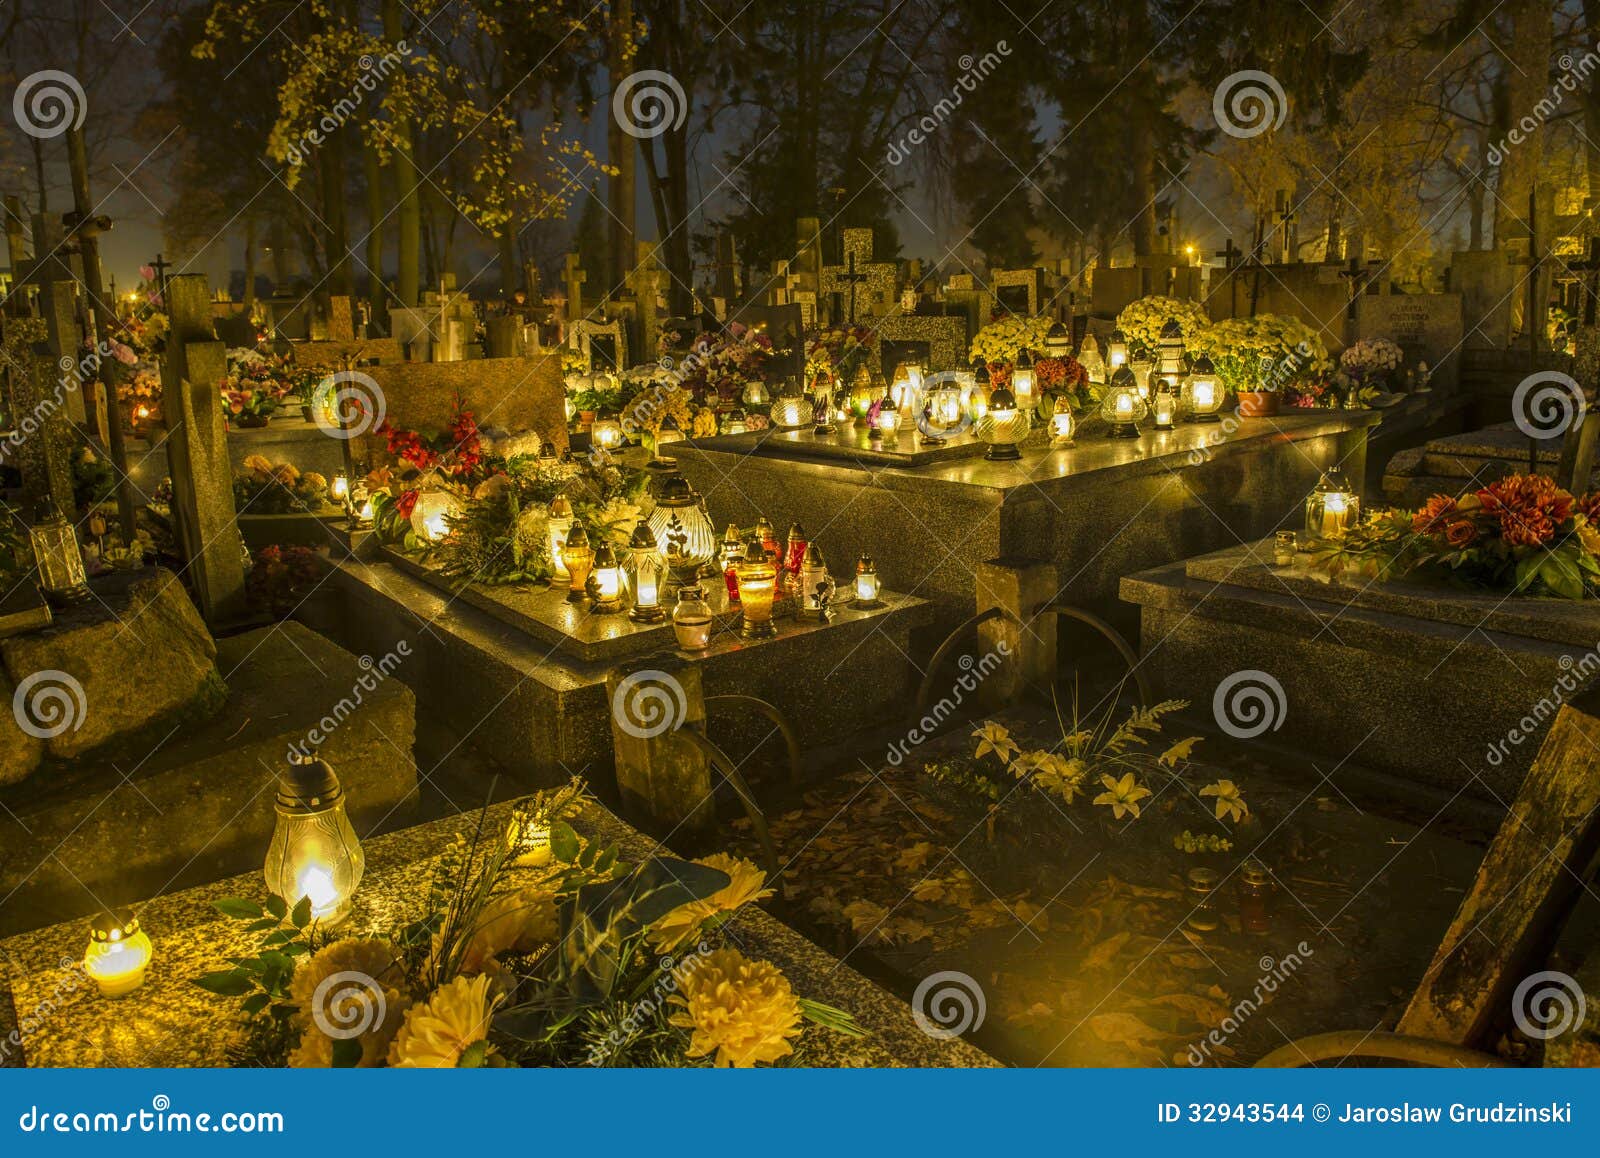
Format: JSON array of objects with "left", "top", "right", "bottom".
[
  {"left": 1236, "top": 391, "right": 1280, "bottom": 417},
  {"left": 235, "top": 414, "right": 271, "bottom": 429}
]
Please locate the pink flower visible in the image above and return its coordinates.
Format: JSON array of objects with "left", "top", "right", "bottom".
[{"left": 139, "top": 264, "right": 155, "bottom": 282}]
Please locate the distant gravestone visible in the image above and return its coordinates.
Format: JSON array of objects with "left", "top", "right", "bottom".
[
  {"left": 1449, "top": 249, "right": 1515, "bottom": 349},
  {"left": 874, "top": 313, "right": 968, "bottom": 371},
  {"left": 3, "top": 313, "right": 75, "bottom": 517},
  {"left": 1357, "top": 292, "right": 1464, "bottom": 391},
  {"left": 1089, "top": 267, "right": 1143, "bottom": 319},
  {"left": 484, "top": 315, "right": 525, "bottom": 359},
  {"left": 160, "top": 274, "right": 246, "bottom": 627},
  {"left": 389, "top": 307, "right": 434, "bottom": 361},
  {"left": 327, "top": 295, "right": 356, "bottom": 342}
]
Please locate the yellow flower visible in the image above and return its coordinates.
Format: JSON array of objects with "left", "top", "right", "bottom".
[
  {"left": 1579, "top": 521, "right": 1600, "bottom": 559},
  {"left": 972, "top": 721, "right": 1020, "bottom": 765},
  {"left": 241, "top": 453, "right": 274, "bottom": 479},
  {"left": 287, "top": 939, "right": 412, "bottom": 1068},
  {"left": 649, "top": 853, "right": 773, "bottom": 953},
  {"left": 1093, "top": 772, "right": 1152, "bottom": 820},
  {"left": 444, "top": 884, "right": 560, "bottom": 976},
  {"left": 1030, "top": 753, "right": 1089, "bottom": 802},
  {"left": 301, "top": 471, "right": 328, "bottom": 493},
  {"left": 1200, "top": 779, "right": 1249, "bottom": 823},
  {"left": 668, "top": 948, "right": 803, "bottom": 1067},
  {"left": 388, "top": 974, "right": 501, "bottom": 1068}
]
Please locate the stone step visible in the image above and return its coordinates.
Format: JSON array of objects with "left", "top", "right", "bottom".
[{"left": 0, "top": 621, "right": 419, "bottom": 938}]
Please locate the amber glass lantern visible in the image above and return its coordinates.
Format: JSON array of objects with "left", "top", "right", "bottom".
[
  {"left": 625, "top": 524, "right": 666, "bottom": 623},
  {"left": 590, "top": 542, "right": 624, "bottom": 613},
  {"left": 410, "top": 488, "right": 464, "bottom": 544},
  {"left": 29, "top": 499, "right": 90, "bottom": 606},
  {"left": 870, "top": 402, "right": 901, "bottom": 447},
  {"left": 547, "top": 495, "right": 574, "bottom": 581},
  {"left": 848, "top": 364, "right": 876, "bottom": 420},
  {"left": 975, "top": 386, "right": 1031, "bottom": 460},
  {"left": 84, "top": 908, "right": 153, "bottom": 998},
  {"left": 964, "top": 362, "right": 992, "bottom": 422},
  {"left": 1183, "top": 355, "right": 1224, "bottom": 422},
  {"left": 719, "top": 407, "right": 749, "bottom": 436},
  {"left": 652, "top": 416, "right": 685, "bottom": 463},
  {"left": 1100, "top": 366, "right": 1147, "bottom": 438},
  {"left": 1305, "top": 468, "right": 1360, "bottom": 542},
  {"left": 347, "top": 482, "right": 375, "bottom": 529},
  {"left": 329, "top": 473, "right": 350, "bottom": 506},
  {"left": 561, "top": 522, "right": 594, "bottom": 603},
  {"left": 735, "top": 534, "right": 779, "bottom": 639},
  {"left": 264, "top": 749, "right": 364, "bottom": 927},
  {"left": 591, "top": 411, "right": 625, "bottom": 452},
  {"left": 647, "top": 473, "right": 717, "bottom": 582},
  {"left": 1049, "top": 395, "right": 1077, "bottom": 448},
  {"left": 769, "top": 390, "right": 814, "bottom": 430}
]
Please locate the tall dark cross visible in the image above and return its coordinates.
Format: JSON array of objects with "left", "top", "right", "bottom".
[
  {"left": 837, "top": 251, "right": 869, "bottom": 325},
  {"left": 1340, "top": 254, "right": 1367, "bottom": 321},
  {"left": 1273, "top": 191, "right": 1297, "bottom": 264},
  {"left": 1567, "top": 237, "right": 1600, "bottom": 326},
  {"left": 1214, "top": 239, "right": 1242, "bottom": 270},
  {"left": 148, "top": 251, "right": 173, "bottom": 298}
]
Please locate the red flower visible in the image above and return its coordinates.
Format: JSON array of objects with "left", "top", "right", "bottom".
[
  {"left": 1476, "top": 474, "right": 1574, "bottom": 549},
  {"left": 1579, "top": 491, "right": 1600, "bottom": 526},
  {"left": 395, "top": 488, "right": 419, "bottom": 519}
]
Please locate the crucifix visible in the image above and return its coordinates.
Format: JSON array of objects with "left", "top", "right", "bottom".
[
  {"left": 148, "top": 251, "right": 173, "bottom": 298},
  {"left": 563, "top": 253, "right": 586, "bottom": 324},
  {"left": 837, "top": 251, "right": 869, "bottom": 325},
  {"left": 1273, "top": 191, "right": 1298, "bottom": 265},
  {"left": 1567, "top": 237, "right": 1600, "bottom": 326},
  {"left": 1340, "top": 254, "right": 1368, "bottom": 321}
]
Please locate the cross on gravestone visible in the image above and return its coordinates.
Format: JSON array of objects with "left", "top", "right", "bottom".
[
  {"left": 148, "top": 252, "right": 174, "bottom": 298},
  {"left": 1340, "top": 254, "right": 1369, "bottom": 321},
  {"left": 1273, "top": 190, "right": 1298, "bottom": 265},
  {"left": 159, "top": 273, "right": 247, "bottom": 627},
  {"left": 834, "top": 252, "right": 870, "bottom": 325},
  {"left": 1567, "top": 238, "right": 1600, "bottom": 325},
  {"left": 1214, "top": 239, "right": 1242, "bottom": 270},
  {"left": 625, "top": 242, "right": 664, "bottom": 361},
  {"left": 563, "top": 253, "right": 587, "bottom": 324},
  {"left": 38, "top": 279, "right": 92, "bottom": 432}
]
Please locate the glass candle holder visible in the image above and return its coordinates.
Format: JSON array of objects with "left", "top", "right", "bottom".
[
  {"left": 1049, "top": 396, "right": 1077, "bottom": 448},
  {"left": 1100, "top": 366, "right": 1147, "bottom": 438},
  {"left": 590, "top": 542, "right": 623, "bottom": 613},
  {"left": 1273, "top": 530, "right": 1298, "bottom": 566},
  {"left": 853, "top": 554, "right": 882, "bottom": 606},
  {"left": 735, "top": 537, "right": 778, "bottom": 638},
  {"left": 1010, "top": 348, "right": 1037, "bottom": 414},
  {"left": 769, "top": 393, "right": 814, "bottom": 430},
  {"left": 28, "top": 499, "right": 90, "bottom": 606},
  {"left": 561, "top": 523, "right": 594, "bottom": 603},
  {"left": 1151, "top": 386, "right": 1178, "bottom": 431},
  {"left": 798, "top": 542, "right": 831, "bottom": 611},
  {"left": 784, "top": 522, "right": 809, "bottom": 587},
  {"left": 921, "top": 379, "right": 966, "bottom": 444},
  {"left": 592, "top": 412, "right": 625, "bottom": 452},
  {"left": 672, "top": 584, "right": 713, "bottom": 651},
  {"left": 720, "top": 524, "right": 744, "bottom": 603},
  {"left": 264, "top": 750, "right": 364, "bottom": 927},
  {"left": 647, "top": 474, "right": 717, "bottom": 582},
  {"left": 625, "top": 524, "right": 667, "bottom": 623},
  {"left": 329, "top": 473, "right": 350, "bottom": 506},
  {"left": 84, "top": 908, "right": 152, "bottom": 998},
  {"left": 1305, "top": 468, "right": 1360, "bottom": 542},
  {"left": 975, "top": 386, "right": 1031, "bottom": 460},
  {"left": 1183, "top": 356, "right": 1223, "bottom": 422},
  {"left": 547, "top": 496, "right": 574, "bottom": 581}
]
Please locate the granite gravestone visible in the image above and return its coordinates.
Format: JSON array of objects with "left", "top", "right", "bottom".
[{"left": 1357, "top": 292, "right": 1464, "bottom": 391}]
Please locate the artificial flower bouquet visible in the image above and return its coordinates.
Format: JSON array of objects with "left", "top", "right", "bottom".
[
  {"left": 1315, "top": 474, "right": 1600, "bottom": 600},
  {"left": 195, "top": 786, "right": 862, "bottom": 1068},
  {"left": 1338, "top": 338, "right": 1403, "bottom": 385},
  {"left": 234, "top": 454, "right": 331, "bottom": 514},
  {"left": 968, "top": 313, "right": 1056, "bottom": 370}
]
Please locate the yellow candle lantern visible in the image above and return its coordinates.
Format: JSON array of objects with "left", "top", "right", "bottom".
[
  {"left": 547, "top": 495, "right": 574, "bottom": 581},
  {"left": 975, "top": 386, "right": 1031, "bottom": 460},
  {"left": 84, "top": 908, "right": 153, "bottom": 999},
  {"left": 1049, "top": 395, "right": 1077, "bottom": 448},
  {"left": 1100, "top": 365, "right": 1147, "bottom": 438},
  {"left": 1305, "top": 468, "right": 1360, "bottom": 542},
  {"left": 263, "top": 749, "right": 364, "bottom": 927},
  {"left": 1010, "top": 348, "right": 1037, "bottom": 414},
  {"left": 329, "top": 473, "right": 350, "bottom": 506},
  {"left": 735, "top": 534, "right": 779, "bottom": 639},
  {"left": 853, "top": 554, "right": 882, "bottom": 606},
  {"left": 625, "top": 523, "right": 667, "bottom": 623},
  {"left": 590, "top": 542, "right": 624, "bottom": 613},
  {"left": 561, "top": 523, "right": 594, "bottom": 603},
  {"left": 591, "top": 411, "right": 625, "bottom": 452},
  {"left": 1182, "top": 355, "right": 1223, "bottom": 422},
  {"left": 409, "top": 488, "right": 463, "bottom": 544},
  {"left": 1107, "top": 329, "right": 1129, "bottom": 369}
]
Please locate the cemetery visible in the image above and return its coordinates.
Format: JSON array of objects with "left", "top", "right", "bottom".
[{"left": 1, "top": 0, "right": 1600, "bottom": 1085}]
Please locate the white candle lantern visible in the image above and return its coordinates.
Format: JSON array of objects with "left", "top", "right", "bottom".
[{"left": 264, "top": 750, "right": 364, "bottom": 927}]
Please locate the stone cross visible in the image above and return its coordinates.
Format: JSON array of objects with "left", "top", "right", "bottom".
[
  {"left": 625, "top": 242, "right": 664, "bottom": 360},
  {"left": 563, "top": 253, "right": 586, "bottom": 324},
  {"left": 794, "top": 217, "right": 822, "bottom": 297},
  {"left": 159, "top": 273, "right": 247, "bottom": 627},
  {"left": 834, "top": 252, "right": 870, "bottom": 325},
  {"left": 148, "top": 251, "right": 173, "bottom": 297}
]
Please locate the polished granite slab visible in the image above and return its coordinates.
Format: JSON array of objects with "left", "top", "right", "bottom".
[{"left": 0, "top": 801, "right": 996, "bottom": 1068}]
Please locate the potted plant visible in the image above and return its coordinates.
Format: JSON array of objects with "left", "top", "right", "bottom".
[{"left": 1191, "top": 314, "right": 1331, "bottom": 419}]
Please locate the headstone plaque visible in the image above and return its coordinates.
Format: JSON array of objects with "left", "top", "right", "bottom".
[{"left": 1356, "top": 293, "right": 1465, "bottom": 391}]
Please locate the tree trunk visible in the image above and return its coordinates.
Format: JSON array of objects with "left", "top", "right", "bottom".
[
  {"left": 363, "top": 141, "right": 387, "bottom": 329},
  {"left": 607, "top": 0, "right": 637, "bottom": 297},
  {"left": 382, "top": 0, "right": 421, "bottom": 306},
  {"left": 242, "top": 217, "right": 257, "bottom": 312},
  {"left": 319, "top": 130, "right": 351, "bottom": 295},
  {"left": 1493, "top": 0, "right": 1551, "bottom": 251}
]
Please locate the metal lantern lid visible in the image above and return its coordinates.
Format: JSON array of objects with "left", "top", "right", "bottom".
[
  {"left": 988, "top": 386, "right": 1018, "bottom": 413},
  {"left": 1015, "top": 348, "right": 1033, "bottom": 370},
  {"left": 973, "top": 362, "right": 991, "bottom": 386},
  {"left": 786, "top": 521, "right": 807, "bottom": 541},
  {"left": 563, "top": 522, "right": 591, "bottom": 551},
  {"left": 628, "top": 523, "right": 658, "bottom": 552},
  {"left": 593, "top": 541, "right": 619, "bottom": 569},
  {"left": 856, "top": 554, "right": 876, "bottom": 574},
  {"left": 1192, "top": 353, "right": 1216, "bottom": 374},
  {"left": 549, "top": 495, "right": 573, "bottom": 519},
  {"left": 90, "top": 907, "right": 140, "bottom": 943},
  {"left": 276, "top": 748, "right": 344, "bottom": 814},
  {"left": 741, "top": 532, "right": 771, "bottom": 564},
  {"left": 1160, "top": 319, "right": 1183, "bottom": 339},
  {"left": 652, "top": 473, "right": 698, "bottom": 507},
  {"left": 803, "top": 541, "right": 826, "bottom": 567},
  {"left": 1110, "top": 365, "right": 1138, "bottom": 391},
  {"left": 1314, "top": 467, "right": 1354, "bottom": 495}
]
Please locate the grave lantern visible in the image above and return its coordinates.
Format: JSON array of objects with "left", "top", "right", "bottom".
[
  {"left": 564, "top": 394, "right": 577, "bottom": 425},
  {"left": 964, "top": 362, "right": 992, "bottom": 422},
  {"left": 347, "top": 482, "right": 375, "bottom": 529},
  {"left": 329, "top": 473, "right": 350, "bottom": 506},
  {"left": 410, "top": 488, "right": 463, "bottom": 544},
  {"left": 853, "top": 554, "right": 882, "bottom": 606},
  {"left": 590, "top": 542, "right": 624, "bottom": 614},
  {"left": 1100, "top": 365, "right": 1147, "bottom": 438},
  {"left": 264, "top": 749, "right": 365, "bottom": 927},
  {"left": 742, "top": 378, "right": 771, "bottom": 408},
  {"left": 561, "top": 522, "right": 594, "bottom": 603},
  {"left": 890, "top": 363, "right": 916, "bottom": 412},
  {"left": 921, "top": 376, "right": 966, "bottom": 445},
  {"left": 1151, "top": 381, "right": 1178, "bottom": 430},
  {"left": 1107, "top": 330, "right": 1129, "bottom": 369},
  {"left": 1080, "top": 334, "right": 1107, "bottom": 385},
  {"left": 653, "top": 415, "right": 685, "bottom": 454},
  {"left": 769, "top": 389, "right": 814, "bottom": 430},
  {"left": 975, "top": 386, "right": 1030, "bottom": 460},
  {"left": 1305, "top": 468, "right": 1360, "bottom": 542},
  {"left": 547, "top": 496, "right": 574, "bottom": 581},
  {"left": 29, "top": 499, "right": 90, "bottom": 606},
  {"left": 1049, "top": 395, "right": 1077, "bottom": 448},
  {"left": 672, "top": 583, "right": 713, "bottom": 651},
  {"left": 734, "top": 534, "right": 779, "bottom": 639},
  {"left": 84, "top": 908, "right": 152, "bottom": 999},
  {"left": 812, "top": 386, "right": 838, "bottom": 436},
  {"left": 848, "top": 364, "right": 876, "bottom": 419},
  {"left": 720, "top": 524, "right": 744, "bottom": 603},
  {"left": 647, "top": 474, "right": 717, "bottom": 582},
  {"left": 1010, "top": 348, "right": 1038, "bottom": 414},
  {"left": 784, "top": 522, "right": 809, "bottom": 587},
  {"left": 870, "top": 401, "right": 901, "bottom": 447},
  {"left": 798, "top": 542, "right": 832, "bottom": 611},
  {"left": 1157, "top": 320, "right": 1187, "bottom": 384},
  {"left": 625, "top": 524, "right": 667, "bottom": 623},
  {"left": 1182, "top": 355, "right": 1224, "bottom": 423},
  {"left": 592, "top": 411, "right": 625, "bottom": 451},
  {"left": 720, "top": 407, "right": 749, "bottom": 436},
  {"left": 1043, "top": 321, "right": 1073, "bottom": 362}
]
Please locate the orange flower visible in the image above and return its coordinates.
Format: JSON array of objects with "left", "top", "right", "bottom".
[
  {"left": 1443, "top": 519, "right": 1478, "bottom": 549},
  {"left": 1579, "top": 491, "right": 1600, "bottom": 526},
  {"left": 1476, "top": 475, "right": 1574, "bottom": 549},
  {"left": 1412, "top": 494, "right": 1459, "bottom": 536}
]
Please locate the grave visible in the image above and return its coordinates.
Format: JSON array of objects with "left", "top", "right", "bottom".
[
  {"left": 1120, "top": 538, "right": 1600, "bottom": 805},
  {"left": 0, "top": 798, "right": 996, "bottom": 1068},
  {"left": 1356, "top": 291, "right": 1465, "bottom": 392},
  {"left": 672, "top": 411, "right": 1378, "bottom": 639},
  {"left": 0, "top": 570, "right": 419, "bottom": 937},
  {"left": 1381, "top": 422, "right": 1582, "bottom": 507}
]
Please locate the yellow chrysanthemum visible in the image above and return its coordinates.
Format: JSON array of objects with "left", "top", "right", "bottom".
[
  {"left": 649, "top": 854, "right": 773, "bottom": 953},
  {"left": 441, "top": 884, "right": 560, "bottom": 977},
  {"left": 388, "top": 974, "right": 501, "bottom": 1068},
  {"left": 668, "top": 948, "right": 803, "bottom": 1068},
  {"left": 287, "top": 939, "right": 412, "bottom": 1068}
]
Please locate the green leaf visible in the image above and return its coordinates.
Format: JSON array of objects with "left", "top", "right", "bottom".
[
  {"left": 550, "top": 821, "right": 581, "bottom": 863},
  {"left": 240, "top": 992, "right": 272, "bottom": 1016},
  {"left": 212, "top": 898, "right": 263, "bottom": 920},
  {"left": 264, "top": 895, "right": 288, "bottom": 920},
  {"left": 290, "top": 896, "right": 313, "bottom": 929},
  {"left": 331, "top": 1037, "right": 363, "bottom": 1068},
  {"left": 457, "top": 1040, "right": 491, "bottom": 1068},
  {"left": 798, "top": 998, "right": 869, "bottom": 1038},
  {"left": 194, "top": 970, "right": 254, "bottom": 997},
  {"left": 244, "top": 918, "right": 281, "bottom": 933}
]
